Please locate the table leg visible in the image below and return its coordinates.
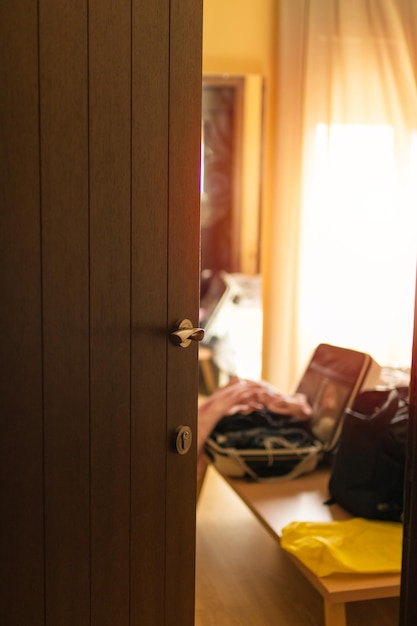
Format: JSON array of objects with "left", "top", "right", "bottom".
[{"left": 324, "top": 600, "right": 346, "bottom": 626}]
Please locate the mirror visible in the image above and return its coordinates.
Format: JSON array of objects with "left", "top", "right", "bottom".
[
  {"left": 199, "top": 74, "right": 265, "bottom": 382},
  {"left": 200, "top": 74, "right": 264, "bottom": 292}
]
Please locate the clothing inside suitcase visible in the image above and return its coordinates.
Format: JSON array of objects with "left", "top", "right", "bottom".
[{"left": 205, "top": 343, "right": 380, "bottom": 480}]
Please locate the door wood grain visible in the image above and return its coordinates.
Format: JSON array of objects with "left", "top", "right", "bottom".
[{"left": 0, "top": 2, "right": 203, "bottom": 625}]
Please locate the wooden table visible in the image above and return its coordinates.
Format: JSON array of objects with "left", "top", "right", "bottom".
[{"left": 219, "top": 468, "right": 401, "bottom": 626}]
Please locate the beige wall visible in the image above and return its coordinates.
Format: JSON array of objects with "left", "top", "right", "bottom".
[
  {"left": 203, "top": 0, "right": 278, "bottom": 380},
  {"left": 203, "top": 0, "right": 276, "bottom": 76}
]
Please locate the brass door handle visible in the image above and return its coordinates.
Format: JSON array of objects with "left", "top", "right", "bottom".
[{"left": 170, "top": 319, "right": 205, "bottom": 348}]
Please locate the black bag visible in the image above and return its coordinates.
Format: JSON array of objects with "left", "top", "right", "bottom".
[{"left": 328, "top": 386, "right": 409, "bottom": 521}]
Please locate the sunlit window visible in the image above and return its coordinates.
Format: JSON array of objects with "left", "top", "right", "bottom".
[{"left": 297, "top": 124, "right": 417, "bottom": 367}]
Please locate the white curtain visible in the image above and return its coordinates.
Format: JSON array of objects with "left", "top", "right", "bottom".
[{"left": 264, "top": 0, "right": 417, "bottom": 390}]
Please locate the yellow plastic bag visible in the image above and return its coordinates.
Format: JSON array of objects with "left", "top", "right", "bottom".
[{"left": 280, "top": 518, "right": 402, "bottom": 577}]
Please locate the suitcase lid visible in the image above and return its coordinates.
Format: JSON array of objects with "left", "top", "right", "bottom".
[{"left": 294, "top": 343, "right": 380, "bottom": 450}]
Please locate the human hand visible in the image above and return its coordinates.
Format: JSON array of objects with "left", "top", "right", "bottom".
[{"left": 254, "top": 389, "right": 312, "bottom": 420}]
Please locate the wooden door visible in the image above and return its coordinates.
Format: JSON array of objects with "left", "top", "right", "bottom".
[{"left": 0, "top": 2, "right": 203, "bottom": 626}]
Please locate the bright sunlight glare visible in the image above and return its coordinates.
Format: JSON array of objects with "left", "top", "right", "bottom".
[{"left": 298, "top": 124, "right": 417, "bottom": 367}]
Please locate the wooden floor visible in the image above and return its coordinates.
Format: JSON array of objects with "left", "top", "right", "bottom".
[{"left": 195, "top": 466, "right": 400, "bottom": 626}]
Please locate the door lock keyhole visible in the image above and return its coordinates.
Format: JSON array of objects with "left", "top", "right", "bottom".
[{"left": 175, "top": 426, "right": 192, "bottom": 455}]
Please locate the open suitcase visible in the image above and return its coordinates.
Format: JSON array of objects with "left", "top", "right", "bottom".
[{"left": 205, "top": 343, "right": 380, "bottom": 480}]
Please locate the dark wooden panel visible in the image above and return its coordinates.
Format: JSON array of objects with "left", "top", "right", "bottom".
[
  {"left": 88, "top": 1, "right": 132, "bottom": 624},
  {"left": 0, "top": 3, "right": 44, "bottom": 624},
  {"left": 39, "top": 1, "right": 90, "bottom": 623},
  {"left": 399, "top": 271, "right": 417, "bottom": 625},
  {"left": 2, "top": 3, "right": 202, "bottom": 626},
  {"left": 166, "top": 1, "right": 203, "bottom": 624},
  {"left": 130, "top": 1, "right": 170, "bottom": 624}
]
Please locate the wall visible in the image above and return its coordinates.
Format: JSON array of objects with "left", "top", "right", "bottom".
[
  {"left": 203, "top": 0, "right": 278, "bottom": 381},
  {"left": 203, "top": 0, "right": 276, "bottom": 77}
]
